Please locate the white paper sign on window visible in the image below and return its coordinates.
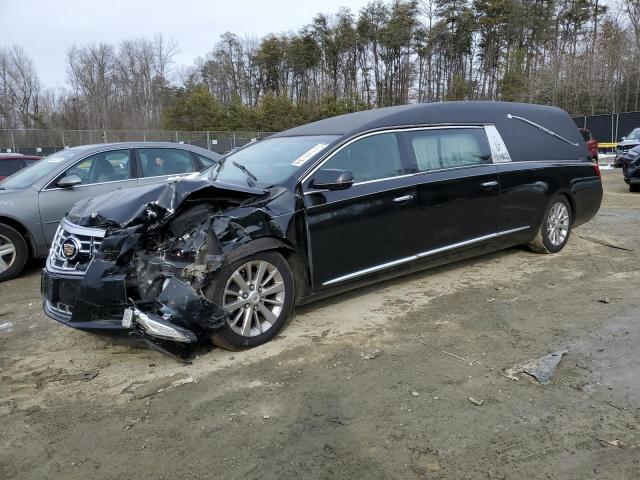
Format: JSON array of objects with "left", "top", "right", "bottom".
[{"left": 292, "top": 144, "right": 328, "bottom": 167}]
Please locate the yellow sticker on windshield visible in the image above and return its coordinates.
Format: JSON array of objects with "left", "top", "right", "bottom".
[{"left": 292, "top": 144, "right": 328, "bottom": 167}]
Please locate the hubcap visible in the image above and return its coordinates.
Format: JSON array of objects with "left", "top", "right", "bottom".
[
  {"left": 547, "top": 202, "right": 569, "bottom": 246},
  {"left": 0, "top": 234, "right": 16, "bottom": 274},
  {"left": 223, "top": 260, "right": 285, "bottom": 337}
]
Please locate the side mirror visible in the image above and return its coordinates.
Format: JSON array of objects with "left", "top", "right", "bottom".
[
  {"left": 310, "top": 169, "right": 354, "bottom": 191},
  {"left": 621, "top": 136, "right": 627, "bottom": 141},
  {"left": 57, "top": 174, "right": 82, "bottom": 188}
]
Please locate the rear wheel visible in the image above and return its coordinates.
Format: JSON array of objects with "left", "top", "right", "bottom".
[
  {"left": 527, "top": 196, "right": 572, "bottom": 254},
  {"left": 630, "top": 183, "right": 640, "bottom": 193},
  {"left": 208, "top": 251, "right": 294, "bottom": 350},
  {"left": 0, "top": 223, "right": 28, "bottom": 282}
]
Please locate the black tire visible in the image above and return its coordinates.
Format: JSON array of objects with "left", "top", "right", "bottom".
[
  {"left": 0, "top": 223, "right": 28, "bottom": 282},
  {"left": 630, "top": 183, "right": 640, "bottom": 193},
  {"left": 207, "top": 251, "right": 295, "bottom": 350},
  {"left": 527, "top": 196, "right": 572, "bottom": 254}
]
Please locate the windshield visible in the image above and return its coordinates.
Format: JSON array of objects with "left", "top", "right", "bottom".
[
  {"left": 211, "top": 136, "right": 339, "bottom": 186},
  {"left": 0, "top": 150, "right": 77, "bottom": 189},
  {"left": 627, "top": 129, "right": 640, "bottom": 141}
]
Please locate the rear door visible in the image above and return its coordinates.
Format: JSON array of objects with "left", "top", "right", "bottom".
[
  {"left": 396, "top": 126, "right": 500, "bottom": 258},
  {"left": 135, "top": 148, "right": 198, "bottom": 185},
  {"left": 38, "top": 149, "right": 136, "bottom": 243}
]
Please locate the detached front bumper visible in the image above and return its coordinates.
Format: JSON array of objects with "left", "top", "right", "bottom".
[
  {"left": 41, "top": 268, "right": 226, "bottom": 344},
  {"left": 41, "top": 268, "right": 129, "bottom": 330},
  {"left": 623, "top": 163, "right": 640, "bottom": 185}
]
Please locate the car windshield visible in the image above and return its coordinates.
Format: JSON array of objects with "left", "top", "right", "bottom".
[
  {"left": 0, "top": 150, "right": 77, "bottom": 189},
  {"left": 626, "top": 129, "right": 640, "bottom": 141},
  {"left": 210, "top": 135, "right": 339, "bottom": 186}
]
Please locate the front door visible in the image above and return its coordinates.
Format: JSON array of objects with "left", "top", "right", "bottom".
[
  {"left": 303, "top": 131, "right": 418, "bottom": 287},
  {"left": 38, "top": 149, "right": 137, "bottom": 243}
]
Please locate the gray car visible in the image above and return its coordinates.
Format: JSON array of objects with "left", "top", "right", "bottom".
[{"left": 0, "top": 142, "right": 221, "bottom": 281}]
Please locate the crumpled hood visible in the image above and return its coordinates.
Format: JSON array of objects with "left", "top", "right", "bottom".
[
  {"left": 67, "top": 177, "right": 267, "bottom": 230},
  {"left": 617, "top": 139, "right": 640, "bottom": 148}
]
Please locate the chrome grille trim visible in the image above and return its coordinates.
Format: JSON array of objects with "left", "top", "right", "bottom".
[
  {"left": 46, "top": 218, "right": 106, "bottom": 275},
  {"left": 47, "top": 300, "right": 74, "bottom": 317}
]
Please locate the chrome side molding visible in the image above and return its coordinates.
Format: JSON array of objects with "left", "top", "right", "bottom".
[{"left": 323, "top": 226, "right": 530, "bottom": 286}]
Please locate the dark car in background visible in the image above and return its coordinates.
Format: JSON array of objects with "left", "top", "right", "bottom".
[
  {"left": 0, "top": 153, "right": 41, "bottom": 181},
  {"left": 579, "top": 128, "right": 598, "bottom": 162},
  {"left": 614, "top": 127, "right": 640, "bottom": 167},
  {"left": 0, "top": 142, "right": 221, "bottom": 281},
  {"left": 619, "top": 144, "right": 640, "bottom": 192},
  {"left": 40, "top": 102, "right": 602, "bottom": 355}
]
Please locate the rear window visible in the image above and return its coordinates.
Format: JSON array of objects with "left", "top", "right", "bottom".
[
  {"left": 402, "top": 128, "right": 492, "bottom": 172},
  {"left": 0, "top": 159, "right": 24, "bottom": 176}
]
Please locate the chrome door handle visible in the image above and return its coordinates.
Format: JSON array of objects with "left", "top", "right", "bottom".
[
  {"left": 481, "top": 181, "right": 498, "bottom": 188},
  {"left": 393, "top": 194, "right": 414, "bottom": 202}
]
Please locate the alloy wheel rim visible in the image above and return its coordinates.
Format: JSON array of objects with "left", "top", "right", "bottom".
[
  {"left": 223, "top": 260, "right": 285, "bottom": 337},
  {"left": 546, "top": 202, "right": 569, "bottom": 246},
  {"left": 0, "top": 234, "right": 16, "bottom": 274}
]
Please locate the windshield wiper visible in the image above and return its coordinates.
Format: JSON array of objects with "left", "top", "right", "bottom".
[{"left": 232, "top": 161, "right": 258, "bottom": 182}]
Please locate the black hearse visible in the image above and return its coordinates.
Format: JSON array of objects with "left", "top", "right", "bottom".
[{"left": 42, "top": 102, "right": 603, "bottom": 353}]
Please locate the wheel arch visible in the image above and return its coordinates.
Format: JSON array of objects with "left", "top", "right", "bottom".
[
  {"left": 553, "top": 189, "right": 576, "bottom": 222},
  {"left": 0, "top": 215, "right": 35, "bottom": 256},
  {"left": 223, "top": 237, "right": 310, "bottom": 302}
]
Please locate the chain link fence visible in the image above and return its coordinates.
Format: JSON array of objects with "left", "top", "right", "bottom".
[{"left": 0, "top": 129, "right": 276, "bottom": 156}]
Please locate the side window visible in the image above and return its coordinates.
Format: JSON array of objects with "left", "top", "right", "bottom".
[
  {"left": 195, "top": 153, "right": 216, "bottom": 168},
  {"left": 403, "top": 128, "right": 491, "bottom": 172},
  {"left": 138, "top": 149, "right": 195, "bottom": 177},
  {"left": 64, "top": 150, "right": 132, "bottom": 185},
  {"left": 321, "top": 133, "right": 402, "bottom": 183}
]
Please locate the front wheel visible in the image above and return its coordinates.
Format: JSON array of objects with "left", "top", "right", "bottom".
[
  {"left": 527, "top": 196, "right": 572, "bottom": 254},
  {"left": 630, "top": 183, "right": 640, "bottom": 193},
  {"left": 0, "top": 223, "right": 28, "bottom": 282},
  {"left": 207, "top": 251, "right": 295, "bottom": 350}
]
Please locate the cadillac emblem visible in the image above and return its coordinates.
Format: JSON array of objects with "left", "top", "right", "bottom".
[{"left": 61, "top": 237, "right": 81, "bottom": 260}]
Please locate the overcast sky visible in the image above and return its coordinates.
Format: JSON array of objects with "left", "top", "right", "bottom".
[{"left": 0, "top": 0, "right": 372, "bottom": 89}]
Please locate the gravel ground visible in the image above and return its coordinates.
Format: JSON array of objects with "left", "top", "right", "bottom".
[{"left": 1, "top": 169, "right": 639, "bottom": 479}]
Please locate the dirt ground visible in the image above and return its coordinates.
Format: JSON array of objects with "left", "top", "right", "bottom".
[{"left": 1, "top": 169, "right": 639, "bottom": 480}]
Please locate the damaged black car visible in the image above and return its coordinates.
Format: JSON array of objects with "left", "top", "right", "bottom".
[
  {"left": 619, "top": 144, "right": 640, "bottom": 192},
  {"left": 42, "top": 101, "right": 603, "bottom": 354}
]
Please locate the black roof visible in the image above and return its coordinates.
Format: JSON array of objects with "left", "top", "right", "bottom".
[{"left": 274, "top": 101, "right": 589, "bottom": 162}]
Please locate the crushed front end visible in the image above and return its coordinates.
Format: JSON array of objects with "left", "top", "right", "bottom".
[{"left": 41, "top": 177, "right": 286, "bottom": 356}]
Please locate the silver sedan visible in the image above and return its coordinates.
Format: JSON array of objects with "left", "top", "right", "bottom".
[{"left": 0, "top": 142, "right": 220, "bottom": 281}]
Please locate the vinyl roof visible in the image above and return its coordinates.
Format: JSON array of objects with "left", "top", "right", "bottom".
[{"left": 274, "top": 101, "right": 589, "bottom": 162}]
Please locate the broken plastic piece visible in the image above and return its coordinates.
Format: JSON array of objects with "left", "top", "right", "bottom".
[
  {"left": 504, "top": 350, "right": 568, "bottom": 384},
  {"left": 131, "top": 308, "right": 197, "bottom": 343}
]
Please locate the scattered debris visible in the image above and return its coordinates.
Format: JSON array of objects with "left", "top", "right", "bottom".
[
  {"left": 579, "top": 235, "right": 634, "bottom": 252},
  {"left": 411, "top": 334, "right": 428, "bottom": 346},
  {"left": 488, "top": 470, "right": 506, "bottom": 479},
  {"left": 442, "top": 350, "right": 476, "bottom": 365},
  {"left": 362, "top": 350, "right": 383, "bottom": 360},
  {"left": 263, "top": 415, "right": 271, "bottom": 419},
  {"left": 604, "top": 400, "right": 626, "bottom": 411},
  {"left": 592, "top": 437, "right": 627, "bottom": 448},
  {"left": 598, "top": 297, "right": 610, "bottom": 304},
  {"left": 121, "top": 382, "right": 146, "bottom": 394},
  {"left": 411, "top": 391, "right": 420, "bottom": 397},
  {"left": 125, "top": 372, "right": 194, "bottom": 400},
  {"left": 468, "top": 397, "right": 484, "bottom": 406},
  {"left": 424, "top": 462, "right": 442, "bottom": 472},
  {"left": 0, "top": 321, "right": 14, "bottom": 331},
  {"left": 504, "top": 350, "right": 568, "bottom": 384}
]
